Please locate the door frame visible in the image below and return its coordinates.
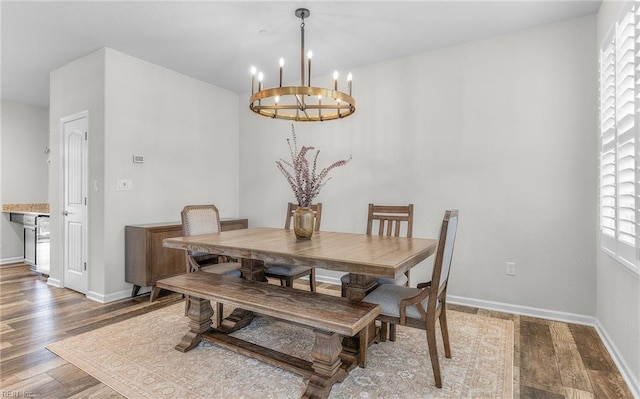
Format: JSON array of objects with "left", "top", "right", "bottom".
[{"left": 58, "top": 110, "right": 89, "bottom": 293}]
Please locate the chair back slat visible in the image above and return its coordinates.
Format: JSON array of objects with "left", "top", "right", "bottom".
[
  {"left": 284, "top": 202, "right": 323, "bottom": 231},
  {"left": 367, "top": 203, "right": 413, "bottom": 238}
]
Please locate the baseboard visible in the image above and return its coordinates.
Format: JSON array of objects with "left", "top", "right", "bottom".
[
  {"left": 0, "top": 257, "right": 24, "bottom": 266},
  {"left": 46, "top": 277, "right": 62, "bottom": 287},
  {"left": 447, "top": 295, "right": 596, "bottom": 326},
  {"left": 594, "top": 319, "right": 640, "bottom": 398},
  {"left": 86, "top": 289, "right": 132, "bottom": 304}
]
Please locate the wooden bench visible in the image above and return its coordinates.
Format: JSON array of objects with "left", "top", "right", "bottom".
[{"left": 155, "top": 271, "right": 381, "bottom": 399}]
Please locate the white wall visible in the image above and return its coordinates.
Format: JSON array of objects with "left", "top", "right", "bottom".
[
  {"left": 0, "top": 101, "right": 49, "bottom": 262},
  {"left": 49, "top": 48, "right": 239, "bottom": 301},
  {"left": 596, "top": 1, "right": 640, "bottom": 393},
  {"left": 239, "top": 15, "right": 598, "bottom": 316}
]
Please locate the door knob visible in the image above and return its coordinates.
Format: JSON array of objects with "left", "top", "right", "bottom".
[{"left": 62, "top": 210, "right": 69, "bottom": 216}]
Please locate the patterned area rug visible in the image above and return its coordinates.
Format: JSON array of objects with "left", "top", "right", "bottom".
[{"left": 47, "top": 302, "right": 513, "bottom": 398}]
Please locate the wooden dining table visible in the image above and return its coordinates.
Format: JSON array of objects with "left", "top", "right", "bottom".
[{"left": 163, "top": 226, "right": 438, "bottom": 301}]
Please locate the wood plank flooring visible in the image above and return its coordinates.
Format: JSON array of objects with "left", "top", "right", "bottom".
[{"left": 0, "top": 263, "right": 634, "bottom": 398}]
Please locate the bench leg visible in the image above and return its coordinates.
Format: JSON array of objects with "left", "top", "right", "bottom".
[
  {"left": 175, "top": 296, "right": 213, "bottom": 353},
  {"left": 358, "top": 324, "right": 370, "bottom": 368},
  {"left": 217, "top": 309, "right": 255, "bottom": 334},
  {"left": 303, "top": 330, "right": 347, "bottom": 399}
]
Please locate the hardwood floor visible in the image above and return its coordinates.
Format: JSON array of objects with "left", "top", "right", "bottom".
[{"left": 0, "top": 263, "right": 634, "bottom": 398}]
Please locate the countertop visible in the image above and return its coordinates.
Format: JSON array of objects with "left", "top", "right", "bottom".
[{"left": 2, "top": 203, "right": 50, "bottom": 216}]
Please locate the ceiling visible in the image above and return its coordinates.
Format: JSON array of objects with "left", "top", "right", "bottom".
[{"left": 1, "top": 1, "right": 601, "bottom": 108}]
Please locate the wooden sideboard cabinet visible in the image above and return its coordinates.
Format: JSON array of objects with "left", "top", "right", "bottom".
[{"left": 125, "top": 218, "right": 248, "bottom": 297}]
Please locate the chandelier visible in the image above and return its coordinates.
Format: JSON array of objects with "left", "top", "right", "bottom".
[{"left": 249, "top": 8, "right": 356, "bottom": 122}]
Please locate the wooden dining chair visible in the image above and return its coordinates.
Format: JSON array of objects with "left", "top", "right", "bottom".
[
  {"left": 340, "top": 203, "right": 414, "bottom": 297},
  {"left": 181, "top": 204, "right": 241, "bottom": 323},
  {"left": 363, "top": 210, "right": 458, "bottom": 388},
  {"left": 264, "top": 202, "right": 322, "bottom": 292}
]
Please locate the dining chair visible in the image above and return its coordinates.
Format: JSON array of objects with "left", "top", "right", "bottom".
[
  {"left": 363, "top": 209, "right": 458, "bottom": 388},
  {"left": 181, "top": 204, "right": 241, "bottom": 323},
  {"left": 340, "top": 203, "right": 414, "bottom": 297},
  {"left": 264, "top": 202, "right": 322, "bottom": 292}
]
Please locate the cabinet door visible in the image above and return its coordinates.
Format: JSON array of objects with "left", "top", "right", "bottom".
[{"left": 148, "top": 229, "right": 187, "bottom": 283}]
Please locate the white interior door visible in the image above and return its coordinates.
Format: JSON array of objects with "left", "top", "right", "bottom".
[{"left": 62, "top": 113, "right": 88, "bottom": 294}]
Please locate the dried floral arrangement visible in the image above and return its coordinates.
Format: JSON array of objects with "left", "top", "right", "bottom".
[{"left": 276, "top": 125, "right": 351, "bottom": 208}]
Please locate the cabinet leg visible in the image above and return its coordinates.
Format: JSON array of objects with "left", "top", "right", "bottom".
[
  {"left": 131, "top": 285, "right": 141, "bottom": 297},
  {"left": 150, "top": 286, "right": 162, "bottom": 302}
]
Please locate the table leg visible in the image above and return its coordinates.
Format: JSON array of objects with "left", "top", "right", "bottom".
[
  {"left": 240, "top": 258, "right": 267, "bottom": 282},
  {"left": 303, "top": 330, "right": 347, "bottom": 399},
  {"left": 216, "top": 258, "right": 265, "bottom": 333},
  {"left": 175, "top": 296, "right": 213, "bottom": 352},
  {"left": 342, "top": 273, "right": 377, "bottom": 367},
  {"left": 345, "top": 273, "right": 376, "bottom": 301}
]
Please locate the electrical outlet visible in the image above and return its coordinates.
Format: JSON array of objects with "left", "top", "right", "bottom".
[
  {"left": 117, "top": 179, "right": 133, "bottom": 191},
  {"left": 506, "top": 262, "right": 516, "bottom": 276}
]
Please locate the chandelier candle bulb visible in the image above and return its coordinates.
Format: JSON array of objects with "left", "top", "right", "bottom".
[
  {"left": 333, "top": 71, "right": 339, "bottom": 91},
  {"left": 279, "top": 58, "right": 284, "bottom": 87},
  {"left": 347, "top": 73, "right": 353, "bottom": 96},
  {"left": 307, "top": 51, "right": 312, "bottom": 86},
  {"left": 251, "top": 66, "right": 257, "bottom": 94}
]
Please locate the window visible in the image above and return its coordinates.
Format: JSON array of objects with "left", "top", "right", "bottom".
[{"left": 599, "top": 1, "right": 640, "bottom": 274}]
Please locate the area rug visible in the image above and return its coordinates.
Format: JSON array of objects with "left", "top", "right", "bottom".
[{"left": 47, "top": 302, "right": 513, "bottom": 398}]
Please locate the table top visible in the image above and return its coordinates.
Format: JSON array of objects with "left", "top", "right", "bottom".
[{"left": 163, "top": 227, "right": 438, "bottom": 278}]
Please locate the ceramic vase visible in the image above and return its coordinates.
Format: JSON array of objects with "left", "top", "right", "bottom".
[{"left": 293, "top": 207, "right": 314, "bottom": 239}]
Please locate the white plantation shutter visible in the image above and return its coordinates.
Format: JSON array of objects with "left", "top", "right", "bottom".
[
  {"left": 601, "top": 39, "right": 616, "bottom": 242},
  {"left": 599, "top": 1, "right": 640, "bottom": 273}
]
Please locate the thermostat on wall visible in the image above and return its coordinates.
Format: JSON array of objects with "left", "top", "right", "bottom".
[{"left": 133, "top": 155, "right": 144, "bottom": 163}]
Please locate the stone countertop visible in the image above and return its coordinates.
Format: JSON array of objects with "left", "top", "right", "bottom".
[{"left": 2, "top": 203, "right": 50, "bottom": 215}]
